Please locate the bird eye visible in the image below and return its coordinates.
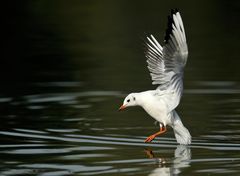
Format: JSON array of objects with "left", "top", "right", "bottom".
[
  {"left": 133, "top": 97, "right": 136, "bottom": 101},
  {"left": 127, "top": 99, "right": 130, "bottom": 102}
]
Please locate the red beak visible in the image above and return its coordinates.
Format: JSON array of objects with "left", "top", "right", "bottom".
[{"left": 118, "top": 105, "right": 126, "bottom": 111}]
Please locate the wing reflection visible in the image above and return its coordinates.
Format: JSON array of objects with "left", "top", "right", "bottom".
[{"left": 145, "top": 145, "right": 191, "bottom": 176}]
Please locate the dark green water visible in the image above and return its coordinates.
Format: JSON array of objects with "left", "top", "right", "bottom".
[{"left": 1, "top": 1, "right": 240, "bottom": 175}]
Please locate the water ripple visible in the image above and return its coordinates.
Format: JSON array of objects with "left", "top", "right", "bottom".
[{"left": 1, "top": 130, "right": 240, "bottom": 151}]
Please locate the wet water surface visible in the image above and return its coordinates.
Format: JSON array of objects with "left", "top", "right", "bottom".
[
  {"left": 1, "top": 81, "right": 240, "bottom": 176},
  {"left": 1, "top": 1, "right": 240, "bottom": 175}
]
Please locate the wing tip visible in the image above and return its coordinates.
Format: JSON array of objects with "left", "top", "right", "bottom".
[
  {"left": 164, "top": 8, "right": 180, "bottom": 44},
  {"left": 171, "top": 8, "right": 179, "bottom": 14}
]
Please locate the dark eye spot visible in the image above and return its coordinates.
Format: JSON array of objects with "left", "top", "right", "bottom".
[
  {"left": 127, "top": 99, "right": 130, "bottom": 102},
  {"left": 133, "top": 97, "right": 136, "bottom": 101}
]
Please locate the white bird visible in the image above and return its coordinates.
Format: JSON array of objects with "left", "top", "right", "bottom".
[{"left": 119, "top": 9, "right": 191, "bottom": 145}]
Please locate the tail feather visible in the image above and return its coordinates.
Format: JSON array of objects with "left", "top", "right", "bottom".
[{"left": 171, "top": 111, "right": 191, "bottom": 145}]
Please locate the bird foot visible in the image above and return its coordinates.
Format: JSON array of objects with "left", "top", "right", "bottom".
[
  {"left": 144, "top": 126, "right": 167, "bottom": 143},
  {"left": 145, "top": 134, "right": 156, "bottom": 143}
]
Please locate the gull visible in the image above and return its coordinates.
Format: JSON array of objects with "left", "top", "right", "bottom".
[{"left": 119, "top": 9, "right": 191, "bottom": 145}]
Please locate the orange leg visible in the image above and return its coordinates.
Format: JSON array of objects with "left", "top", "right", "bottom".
[{"left": 145, "top": 125, "right": 167, "bottom": 143}]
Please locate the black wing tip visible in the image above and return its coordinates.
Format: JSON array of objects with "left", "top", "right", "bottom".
[
  {"left": 164, "top": 8, "right": 180, "bottom": 44},
  {"left": 171, "top": 8, "right": 179, "bottom": 15}
]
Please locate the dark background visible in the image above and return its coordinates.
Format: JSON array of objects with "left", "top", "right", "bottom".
[{"left": 2, "top": 0, "right": 240, "bottom": 86}]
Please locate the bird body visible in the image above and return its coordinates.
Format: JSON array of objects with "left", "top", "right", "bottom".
[
  {"left": 134, "top": 91, "right": 170, "bottom": 125},
  {"left": 119, "top": 9, "right": 191, "bottom": 145}
]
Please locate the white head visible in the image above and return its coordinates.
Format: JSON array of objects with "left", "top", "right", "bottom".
[{"left": 119, "top": 93, "right": 138, "bottom": 111}]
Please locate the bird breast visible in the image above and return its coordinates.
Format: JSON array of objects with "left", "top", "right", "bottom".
[{"left": 141, "top": 97, "right": 169, "bottom": 123}]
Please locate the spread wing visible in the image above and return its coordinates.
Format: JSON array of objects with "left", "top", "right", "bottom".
[{"left": 145, "top": 9, "right": 188, "bottom": 107}]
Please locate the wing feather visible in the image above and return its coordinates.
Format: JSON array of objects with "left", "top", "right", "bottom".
[{"left": 144, "top": 9, "right": 188, "bottom": 110}]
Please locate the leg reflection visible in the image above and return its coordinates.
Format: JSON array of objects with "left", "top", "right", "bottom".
[
  {"left": 144, "top": 148, "right": 155, "bottom": 158},
  {"left": 144, "top": 145, "right": 191, "bottom": 176}
]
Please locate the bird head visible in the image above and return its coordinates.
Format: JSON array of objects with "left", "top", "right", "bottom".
[{"left": 119, "top": 93, "right": 137, "bottom": 111}]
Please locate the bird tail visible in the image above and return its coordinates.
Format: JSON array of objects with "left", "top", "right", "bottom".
[{"left": 171, "top": 111, "right": 191, "bottom": 145}]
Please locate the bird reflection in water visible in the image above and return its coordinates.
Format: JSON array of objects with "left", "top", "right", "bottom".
[{"left": 144, "top": 145, "right": 191, "bottom": 175}]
